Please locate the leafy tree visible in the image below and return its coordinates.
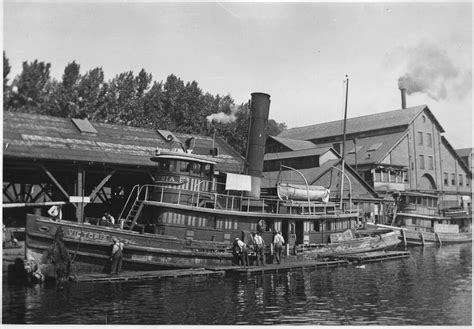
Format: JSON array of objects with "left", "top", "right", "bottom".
[
  {"left": 8, "top": 59, "right": 52, "bottom": 113},
  {"left": 162, "top": 74, "right": 186, "bottom": 130},
  {"left": 3, "top": 52, "right": 12, "bottom": 108},
  {"left": 78, "top": 67, "right": 108, "bottom": 120},
  {"left": 47, "top": 61, "right": 81, "bottom": 117},
  {"left": 267, "top": 119, "right": 287, "bottom": 136},
  {"left": 3, "top": 56, "right": 287, "bottom": 154}
]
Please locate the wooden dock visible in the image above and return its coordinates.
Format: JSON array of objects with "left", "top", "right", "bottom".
[
  {"left": 4, "top": 242, "right": 409, "bottom": 284},
  {"left": 208, "top": 259, "right": 350, "bottom": 276},
  {"left": 328, "top": 250, "right": 411, "bottom": 264},
  {"left": 74, "top": 268, "right": 226, "bottom": 283}
]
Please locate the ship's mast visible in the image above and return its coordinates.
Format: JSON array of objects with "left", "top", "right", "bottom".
[{"left": 340, "top": 75, "right": 349, "bottom": 210}]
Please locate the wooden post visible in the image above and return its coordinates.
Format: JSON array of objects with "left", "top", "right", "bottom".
[
  {"left": 76, "top": 167, "right": 85, "bottom": 223},
  {"left": 419, "top": 232, "right": 425, "bottom": 246},
  {"left": 435, "top": 232, "right": 442, "bottom": 247},
  {"left": 401, "top": 229, "right": 407, "bottom": 250}
]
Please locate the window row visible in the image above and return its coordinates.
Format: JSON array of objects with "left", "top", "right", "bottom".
[
  {"left": 417, "top": 131, "right": 433, "bottom": 147},
  {"left": 154, "top": 159, "right": 212, "bottom": 177},
  {"left": 373, "top": 169, "right": 408, "bottom": 183},
  {"left": 443, "top": 172, "right": 468, "bottom": 187}
]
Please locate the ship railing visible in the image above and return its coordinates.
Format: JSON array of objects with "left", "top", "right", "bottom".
[{"left": 135, "top": 183, "right": 358, "bottom": 216}]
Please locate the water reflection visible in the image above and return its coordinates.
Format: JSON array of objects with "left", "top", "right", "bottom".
[{"left": 3, "top": 243, "right": 471, "bottom": 325}]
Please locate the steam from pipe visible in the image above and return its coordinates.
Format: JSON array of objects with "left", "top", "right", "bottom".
[
  {"left": 394, "top": 41, "right": 471, "bottom": 101},
  {"left": 206, "top": 105, "right": 239, "bottom": 124}
]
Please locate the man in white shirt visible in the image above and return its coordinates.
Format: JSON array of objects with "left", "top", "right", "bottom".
[
  {"left": 235, "top": 238, "right": 249, "bottom": 266},
  {"left": 48, "top": 205, "right": 63, "bottom": 221},
  {"left": 273, "top": 231, "right": 285, "bottom": 264},
  {"left": 253, "top": 232, "right": 265, "bottom": 266}
]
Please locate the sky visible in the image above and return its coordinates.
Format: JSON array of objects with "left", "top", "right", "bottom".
[{"left": 3, "top": 1, "right": 472, "bottom": 149}]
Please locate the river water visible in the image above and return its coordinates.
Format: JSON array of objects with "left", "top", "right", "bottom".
[{"left": 2, "top": 243, "right": 472, "bottom": 325}]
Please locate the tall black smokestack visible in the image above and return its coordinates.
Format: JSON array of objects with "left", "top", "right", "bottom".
[
  {"left": 398, "top": 77, "right": 407, "bottom": 109},
  {"left": 245, "top": 92, "right": 270, "bottom": 198}
]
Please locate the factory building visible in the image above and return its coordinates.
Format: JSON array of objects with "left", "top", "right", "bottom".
[{"left": 276, "top": 104, "right": 472, "bottom": 210}]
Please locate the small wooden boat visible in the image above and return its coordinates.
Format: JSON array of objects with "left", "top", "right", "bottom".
[
  {"left": 296, "top": 228, "right": 401, "bottom": 258},
  {"left": 277, "top": 183, "right": 330, "bottom": 202}
]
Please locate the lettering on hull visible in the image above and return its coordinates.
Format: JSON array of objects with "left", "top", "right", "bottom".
[{"left": 63, "top": 228, "right": 136, "bottom": 245}]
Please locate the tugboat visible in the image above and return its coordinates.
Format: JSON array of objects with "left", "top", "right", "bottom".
[{"left": 25, "top": 92, "right": 400, "bottom": 273}]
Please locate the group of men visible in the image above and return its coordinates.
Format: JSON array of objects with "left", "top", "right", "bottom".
[{"left": 232, "top": 231, "right": 285, "bottom": 266}]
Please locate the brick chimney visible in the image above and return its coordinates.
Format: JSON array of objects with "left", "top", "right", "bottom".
[{"left": 398, "top": 77, "right": 407, "bottom": 109}]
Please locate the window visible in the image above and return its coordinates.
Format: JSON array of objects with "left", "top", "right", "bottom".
[
  {"left": 419, "top": 155, "right": 425, "bottom": 169},
  {"left": 314, "top": 220, "right": 321, "bottom": 232},
  {"left": 451, "top": 173, "right": 456, "bottom": 186},
  {"left": 389, "top": 171, "right": 396, "bottom": 183},
  {"left": 418, "top": 131, "right": 423, "bottom": 145},
  {"left": 444, "top": 172, "right": 449, "bottom": 185},
  {"left": 459, "top": 174, "right": 463, "bottom": 186},
  {"left": 428, "top": 156, "right": 434, "bottom": 170},
  {"left": 374, "top": 169, "right": 381, "bottom": 182},
  {"left": 421, "top": 115, "right": 426, "bottom": 123},
  {"left": 426, "top": 133, "right": 432, "bottom": 147}
]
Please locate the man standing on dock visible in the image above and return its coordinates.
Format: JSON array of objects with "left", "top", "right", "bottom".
[
  {"left": 235, "top": 238, "right": 249, "bottom": 266},
  {"left": 253, "top": 232, "right": 265, "bottom": 266},
  {"left": 110, "top": 237, "right": 123, "bottom": 275},
  {"left": 273, "top": 231, "right": 285, "bottom": 264}
]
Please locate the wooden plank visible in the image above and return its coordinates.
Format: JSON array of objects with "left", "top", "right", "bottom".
[{"left": 74, "top": 268, "right": 225, "bottom": 283}]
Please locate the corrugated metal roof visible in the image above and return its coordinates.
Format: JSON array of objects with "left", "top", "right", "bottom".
[
  {"left": 268, "top": 136, "right": 317, "bottom": 151},
  {"left": 279, "top": 105, "right": 429, "bottom": 141},
  {"left": 3, "top": 112, "right": 244, "bottom": 173},
  {"left": 264, "top": 146, "right": 333, "bottom": 161}
]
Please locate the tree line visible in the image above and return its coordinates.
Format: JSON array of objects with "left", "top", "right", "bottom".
[{"left": 3, "top": 52, "right": 286, "bottom": 155}]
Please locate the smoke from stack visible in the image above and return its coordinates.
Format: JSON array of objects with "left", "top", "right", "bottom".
[
  {"left": 393, "top": 41, "right": 471, "bottom": 102},
  {"left": 206, "top": 105, "right": 239, "bottom": 124}
]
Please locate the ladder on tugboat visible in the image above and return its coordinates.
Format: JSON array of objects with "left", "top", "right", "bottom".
[
  {"left": 118, "top": 185, "right": 145, "bottom": 230},
  {"left": 124, "top": 199, "right": 145, "bottom": 231}
]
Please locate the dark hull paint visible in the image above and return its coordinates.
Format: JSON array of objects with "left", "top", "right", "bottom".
[{"left": 26, "top": 214, "right": 233, "bottom": 274}]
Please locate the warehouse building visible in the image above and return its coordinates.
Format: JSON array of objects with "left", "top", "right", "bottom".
[
  {"left": 275, "top": 104, "right": 472, "bottom": 210},
  {"left": 3, "top": 111, "right": 244, "bottom": 226}
]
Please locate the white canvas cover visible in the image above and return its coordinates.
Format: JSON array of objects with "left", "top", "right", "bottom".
[{"left": 226, "top": 173, "right": 252, "bottom": 191}]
